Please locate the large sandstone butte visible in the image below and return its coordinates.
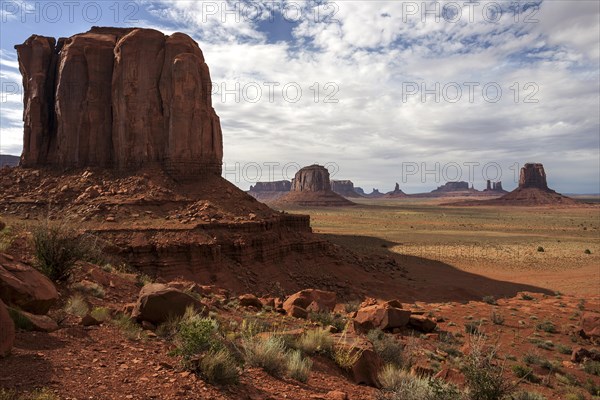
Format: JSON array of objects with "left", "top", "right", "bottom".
[
  {"left": 275, "top": 165, "right": 354, "bottom": 206},
  {"left": 15, "top": 27, "right": 222, "bottom": 180},
  {"left": 448, "top": 163, "right": 578, "bottom": 206}
]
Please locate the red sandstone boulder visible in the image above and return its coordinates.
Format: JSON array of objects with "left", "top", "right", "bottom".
[
  {"left": 10, "top": 309, "right": 58, "bottom": 332},
  {"left": 131, "top": 283, "right": 208, "bottom": 324},
  {"left": 283, "top": 289, "right": 337, "bottom": 314},
  {"left": 408, "top": 314, "right": 437, "bottom": 333},
  {"left": 0, "top": 299, "right": 15, "bottom": 357},
  {"left": 579, "top": 312, "right": 600, "bottom": 342},
  {"left": 0, "top": 253, "right": 58, "bottom": 315},
  {"left": 353, "top": 304, "right": 411, "bottom": 333},
  {"left": 238, "top": 294, "right": 262, "bottom": 309},
  {"left": 332, "top": 332, "right": 382, "bottom": 387}
]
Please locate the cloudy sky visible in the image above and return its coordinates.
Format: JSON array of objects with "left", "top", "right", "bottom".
[{"left": 1, "top": 0, "right": 599, "bottom": 193}]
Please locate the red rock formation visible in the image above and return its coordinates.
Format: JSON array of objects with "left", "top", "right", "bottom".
[
  {"left": 519, "top": 163, "right": 548, "bottom": 190},
  {"left": 291, "top": 165, "right": 331, "bottom": 192},
  {"left": 248, "top": 180, "right": 291, "bottom": 201},
  {"left": 15, "top": 27, "right": 222, "bottom": 179},
  {"left": 276, "top": 165, "right": 354, "bottom": 206},
  {"left": 383, "top": 182, "right": 407, "bottom": 198},
  {"left": 331, "top": 180, "right": 363, "bottom": 198},
  {"left": 447, "top": 163, "right": 578, "bottom": 206},
  {"left": 432, "top": 181, "right": 470, "bottom": 193}
]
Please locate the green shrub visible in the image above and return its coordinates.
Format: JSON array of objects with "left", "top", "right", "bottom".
[
  {"left": 243, "top": 335, "right": 288, "bottom": 377},
  {"left": 512, "top": 364, "right": 540, "bottom": 383},
  {"left": 584, "top": 378, "right": 600, "bottom": 396},
  {"left": 286, "top": 349, "right": 312, "bottom": 382},
  {"left": 112, "top": 314, "right": 143, "bottom": 340},
  {"left": 464, "top": 321, "right": 480, "bottom": 335},
  {"left": 90, "top": 307, "right": 111, "bottom": 322},
  {"left": 584, "top": 249, "right": 591, "bottom": 254},
  {"left": 72, "top": 281, "right": 105, "bottom": 298},
  {"left": 557, "top": 344, "right": 572, "bottom": 355},
  {"left": 584, "top": 360, "right": 600, "bottom": 376},
  {"left": 296, "top": 328, "right": 333, "bottom": 355},
  {"left": 309, "top": 311, "right": 346, "bottom": 332},
  {"left": 537, "top": 247, "right": 544, "bottom": 252},
  {"left": 0, "top": 225, "right": 14, "bottom": 252},
  {"left": 64, "top": 294, "right": 89, "bottom": 317},
  {"left": 378, "top": 365, "right": 462, "bottom": 400},
  {"left": 367, "top": 329, "right": 405, "bottom": 368},
  {"left": 491, "top": 311, "right": 505, "bottom": 325},
  {"left": 174, "top": 313, "right": 221, "bottom": 362},
  {"left": 521, "top": 293, "right": 534, "bottom": 301},
  {"left": 482, "top": 296, "right": 497, "bottom": 305},
  {"left": 344, "top": 300, "right": 361, "bottom": 313},
  {"left": 332, "top": 334, "right": 364, "bottom": 371},
  {"left": 536, "top": 321, "right": 557, "bottom": 333},
  {"left": 32, "top": 223, "right": 92, "bottom": 281},
  {"left": 198, "top": 349, "right": 239, "bottom": 385},
  {"left": 462, "top": 335, "right": 514, "bottom": 400}
]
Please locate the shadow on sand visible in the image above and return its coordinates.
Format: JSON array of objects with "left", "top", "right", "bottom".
[{"left": 318, "top": 233, "right": 554, "bottom": 303}]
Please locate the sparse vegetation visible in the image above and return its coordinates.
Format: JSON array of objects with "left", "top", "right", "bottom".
[
  {"left": 72, "top": 281, "right": 105, "bottom": 298},
  {"left": 510, "top": 391, "right": 547, "bottom": 400},
  {"left": 64, "top": 294, "right": 89, "bottom": 317},
  {"left": 0, "top": 225, "right": 14, "bottom": 252},
  {"left": 112, "top": 314, "right": 144, "bottom": 340},
  {"left": 583, "top": 360, "right": 600, "bottom": 376},
  {"left": 295, "top": 328, "right": 333, "bottom": 355},
  {"left": 378, "top": 364, "right": 462, "bottom": 400},
  {"left": 537, "top": 246, "right": 544, "bottom": 252},
  {"left": 482, "top": 296, "right": 497, "bottom": 305},
  {"left": 309, "top": 311, "right": 346, "bottom": 332},
  {"left": 0, "top": 388, "right": 60, "bottom": 400},
  {"left": 536, "top": 321, "right": 557, "bottom": 333},
  {"left": 491, "top": 311, "right": 505, "bottom": 325},
  {"left": 332, "top": 333, "right": 364, "bottom": 371},
  {"left": 90, "top": 307, "right": 111, "bottom": 322},
  {"left": 557, "top": 344, "right": 572, "bottom": 355},
  {"left": 521, "top": 293, "right": 535, "bottom": 301},
  {"left": 31, "top": 222, "right": 98, "bottom": 281},
  {"left": 512, "top": 364, "right": 540, "bottom": 383},
  {"left": 367, "top": 329, "right": 405, "bottom": 368},
  {"left": 462, "top": 335, "right": 514, "bottom": 400},
  {"left": 243, "top": 335, "right": 288, "bottom": 377},
  {"left": 197, "top": 348, "right": 240, "bottom": 385},
  {"left": 344, "top": 300, "right": 361, "bottom": 313},
  {"left": 286, "top": 349, "right": 313, "bottom": 382}
]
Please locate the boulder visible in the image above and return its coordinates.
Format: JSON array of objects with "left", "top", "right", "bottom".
[
  {"left": 283, "top": 289, "right": 337, "bottom": 315},
  {"left": 286, "top": 305, "right": 309, "bottom": 319},
  {"left": 10, "top": 308, "right": 58, "bottom": 332},
  {"left": 408, "top": 314, "right": 437, "bottom": 333},
  {"left": 0, "top": 253, "right": 59, "bottom": 314},
  {"left": 0, "top": 299, "right": 15, "bottom": 357},
  {"left": 238, "top": 294, "right": 262, "bottom": 309},
  {"left": 571, "top": 347, "right": 600, "bottom": 363},
  {"left": 131, "top": 283, "right": 208, "bottom": 324},
  {"left": 15, "top": 27, "right": 223, "bottom": 179},
  {"left": 353, "top": 304, "right": 411, "bottom": 333},
  {"left": 579, "top": 312, "right": 600, "bottom": 341},
  {"left": 332, "top": 332, "right": 382, "bottom": 387}
]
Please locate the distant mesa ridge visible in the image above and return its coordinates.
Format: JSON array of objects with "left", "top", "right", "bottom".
[
  {"left": 15, "top": 27, "right": 223, "bottom": 180},
  {"left": 331, "top": 180, "right": 363, "bottom": 198}
]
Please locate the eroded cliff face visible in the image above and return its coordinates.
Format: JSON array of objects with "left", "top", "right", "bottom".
[
  {"left": 15, "top": 27, "right": 222, "bottom": 179},
  {"left": 291, "top": 165, "right": 332, "bottom": 192},
  {"left": 519, "top": 163, "right": 548, "bottom": 190}
]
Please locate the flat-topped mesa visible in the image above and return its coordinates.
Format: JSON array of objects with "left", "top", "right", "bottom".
[
  {"left": 291, "top": 165, "right": 331, "bottom": 192},
  {"left": 15, "top": 27, "right": 223, "bottom": 180},
  {"left": 432, "top": 181, "right": 470, "bottom": 193},
  {"left": 250, "top": 181, "right": 291, "bottom": 192},
  {"left": 519, "top": 163, "right": 548, "bottom": 190}
]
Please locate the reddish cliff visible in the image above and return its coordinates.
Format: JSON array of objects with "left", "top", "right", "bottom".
[{"left": 15, "top": 27, "right": 222, "bottom": 179}]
